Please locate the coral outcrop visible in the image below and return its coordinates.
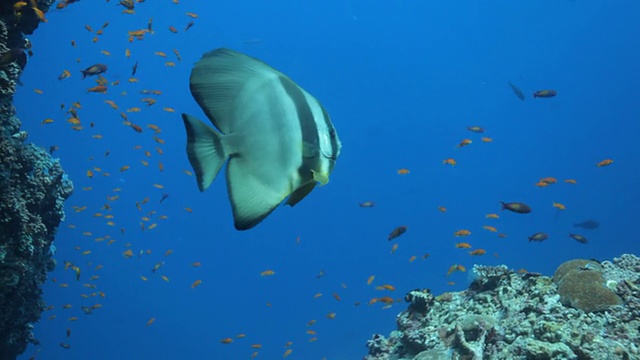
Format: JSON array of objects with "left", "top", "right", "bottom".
[
  {"left": 1, "top": 1, "right": 71, "bottom": 359},
  {"left": 365, "top": 254, "right": 640, "bottom": 360},
  {"left": 553, "top": 259, "right": 622, "bottom": 313}
]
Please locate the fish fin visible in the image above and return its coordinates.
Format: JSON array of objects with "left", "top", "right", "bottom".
[
  {"left": 286, "top": 182, "right": 317, "bottom": 207},
  {"left": 189, "top": 48, "right": 282, "bottom": 133},
  {"left": 182, "top": 113, "right": 226, "bottom": 191},
  {"left": 226, "top": 157, "right": 289, "bottom": 230},
  {"left": 311, "top": 170, "right": 329, "bottom": 186}
]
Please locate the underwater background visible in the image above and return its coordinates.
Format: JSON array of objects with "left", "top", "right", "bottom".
[{"left": 10, "top": 0, "right": 640, "bottom": 359}]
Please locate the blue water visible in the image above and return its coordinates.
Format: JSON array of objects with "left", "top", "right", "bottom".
[{"left": 14, "top": 1, "right": 640, "bottom": 359}]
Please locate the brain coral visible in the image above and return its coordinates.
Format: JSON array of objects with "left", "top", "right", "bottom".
[{"left": 553, "top": 259, "right": 622, "bottom": 313}]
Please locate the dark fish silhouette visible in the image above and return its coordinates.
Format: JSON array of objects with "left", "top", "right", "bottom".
[
  {"left": 508, "top": 81, "right": 525, "bottom": 101},
  {"left": 533, "top": 89, "right": 557, "bottom": 98},
  {"left": 500, "top": 201, "right": 531, "bottom": 214},
  {"left": 528, "top": 232, "right": 548, "bottom": 242},
  {"left": 574, "top": 220, "right": 599, "bottom": 230},
  {"left": 569, "top": 233, "right": 588, "bottom": 244},
  {"left": 388, "top": 226, "right": 407, "bottom": 241}
]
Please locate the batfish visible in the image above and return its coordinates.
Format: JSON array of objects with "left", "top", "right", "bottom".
[{"left": 182, "top": 48, "right": 341, "bottom": 230}]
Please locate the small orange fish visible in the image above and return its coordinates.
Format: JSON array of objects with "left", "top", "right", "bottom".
[
  {"left": 469, "top": 249, "right": 486, "bottom": 256},
  {"left": 397, "top": 168, "right": 410, "bottom": 175},
  {"left": 220, "top": 338, "right": 233, "bottom": 344},
  {"left": 87, "top": 85, "right": 107, "bottom": 93},
  {"left": 457, "top": 139, "right": 472, "bottom": 148},
  {"left": 539, "top": 177, "right": 557, "bottom": 184},
  {"left": 455, "top": 242, "right": 471, "bottom": 249},
  {"left": 485, "top": 213, "right": 499, "bottom": 219},
  {"left": 146, "top": 317, "right": 155, "bottom": 327},
  {"left": 191, "top": 280, "right": 202, "bottom": 288},
  {"left": 454, "top": 229, "right": 471, "bottom": 237},
  {"left": 443, "top": 158, "right": 456, "bottom": 166},
  {"left": 260, "top": 270, "right": 275, "bottom": 276},
  {"left": 326, "top": 312, "right": 336, "bottom": 319},
  {"left": 390, "top": 243, "right": 398, "bottom": 254},
  {"left": 552, "top": 202, "right": 566, "bottom": 210},
  {"left": 366, "top": 275, "right": 375, "bottom": 285},
  {"left": 283, "top": 349, "right": 292, "bottom": 358},
  {"left": 564, "top": 179, "right": 577, "bottom": 184},
  {"left": 482, "top": 225, "right": 497, "bottom": 232},
  {"left": 481, "top": 137, "right": 493, "bottom": 143},
  {"left": 596, "top": 159, "right": 614, "bottom": 167},
  {"left": 192, "top": 262, "right": 201, "bottom": 267}
]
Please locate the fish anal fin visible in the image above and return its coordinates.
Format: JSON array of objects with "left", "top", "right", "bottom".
[{"left": 286, "top": 182, "right": 317, "bottom": 207}]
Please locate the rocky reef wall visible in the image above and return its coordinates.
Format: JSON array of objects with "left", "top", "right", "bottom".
[
  {"left": 0, "top": 1, "right": 72, "bottom": 359},
  {"left": 365, "top": 254, "right": 640, "bottom": 360}
]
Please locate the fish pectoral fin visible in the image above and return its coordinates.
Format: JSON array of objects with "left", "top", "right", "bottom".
[
  {"left": 226, "top": 158, "right": 289, "bottom": 230},
  {"left": 311, "top": 170, "right": 329, "bottom": 186},
  {"left": 182, "top": 113, "right": 227, "bottom": 191},
  {"left": 286, "top": 182, "right": 317, "bottom": 207}
]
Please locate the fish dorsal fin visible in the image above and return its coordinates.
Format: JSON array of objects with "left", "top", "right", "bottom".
[{"left": 189, "top": 48, "right": 282, "bottom": 134}]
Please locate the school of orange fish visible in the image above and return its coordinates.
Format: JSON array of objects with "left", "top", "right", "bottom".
[{"left": 21, "top": 1, "right": 617, "bottom": 358}]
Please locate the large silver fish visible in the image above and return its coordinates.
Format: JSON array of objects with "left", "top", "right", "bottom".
[{"left": 182, "top": 48, "right": 341, "bottom": 230}]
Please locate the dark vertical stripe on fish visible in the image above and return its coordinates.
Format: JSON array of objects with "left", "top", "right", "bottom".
[{"left": 278, "top": 75, "right": 320, "bottom": 177}]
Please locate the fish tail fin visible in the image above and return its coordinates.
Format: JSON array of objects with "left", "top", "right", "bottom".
[
  {"left": 499, "top": 201, "right": 506, "bottom": 210},
  {"left": 81, "top": 70, "right": 87, "bottom": 79},
  {"left": 182, "top": 113, "right": 227, "bottom": 192}
]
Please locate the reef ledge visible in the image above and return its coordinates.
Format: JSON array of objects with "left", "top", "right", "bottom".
[{"left": 365, "top": 254, "right": 640, "bottom": 360}]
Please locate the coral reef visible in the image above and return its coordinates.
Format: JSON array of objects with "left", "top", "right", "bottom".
[
  {"left": 553, "top": 259, "right": 622, "bottom": 313},
  {"left": 365, "top": 254, "right": 640, "bottom": 360},
  {"left": 0, "top": 1, "right": 71, "bottom": 360}
]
